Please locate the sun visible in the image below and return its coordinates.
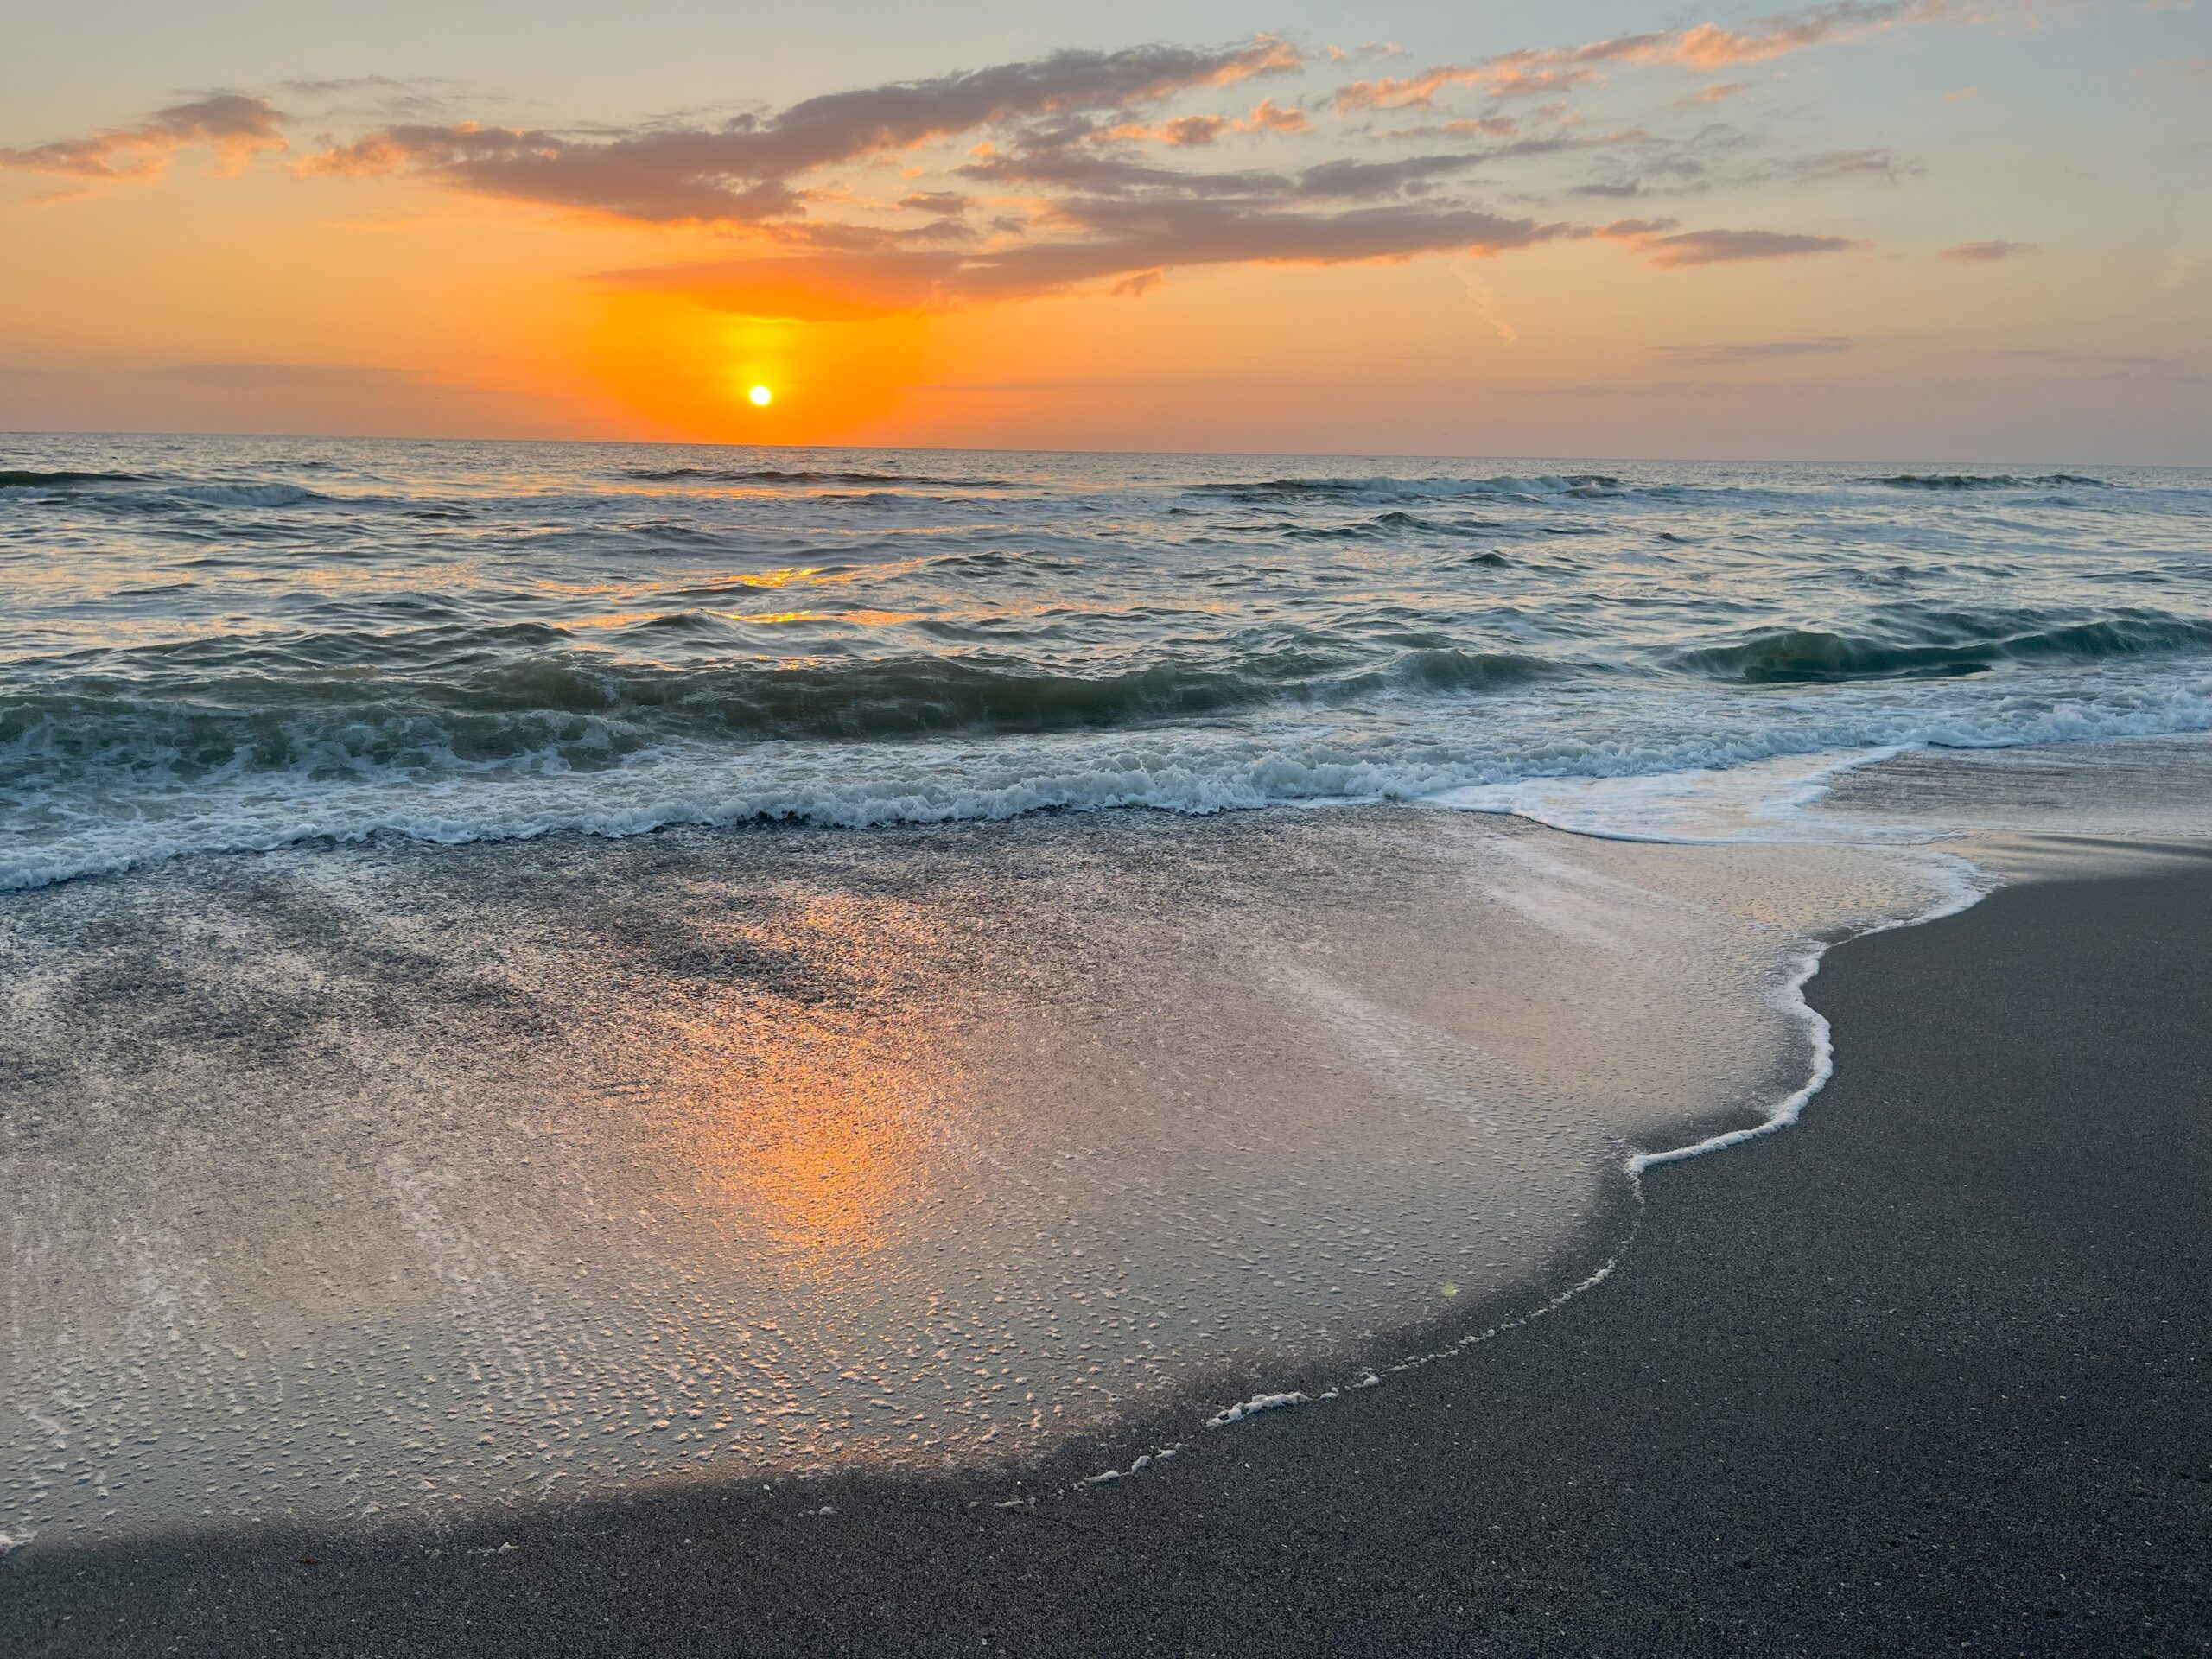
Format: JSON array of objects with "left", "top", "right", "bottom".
[{"left": 748, "top": 384, "right": 773, "bottom": 407}]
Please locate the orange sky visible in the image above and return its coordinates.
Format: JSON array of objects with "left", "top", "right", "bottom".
[{"left": 2, "top": 4, "right": 2206, "bottom": 460}]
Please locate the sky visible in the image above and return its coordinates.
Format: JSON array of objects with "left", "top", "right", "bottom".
[{"left": 3, "top": 1, "right": 2206, "bottom": 461}]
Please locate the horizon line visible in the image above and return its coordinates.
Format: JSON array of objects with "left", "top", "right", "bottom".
[{"left": 3, "top": 426, "right": 2204, "bottom": 472}]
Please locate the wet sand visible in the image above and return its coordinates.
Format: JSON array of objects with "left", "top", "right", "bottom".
[{"left": 4, "top": 861, "right": 2208, "bottom": 1656}]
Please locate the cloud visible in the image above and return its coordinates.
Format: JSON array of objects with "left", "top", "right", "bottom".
[
  {"left": 1104, "top": 98, "right": 1313, "bottom": 146},
  {"left": 1940, "top": 238, "right": 2035, "bottom": 261},
  {"left": 277, "top": 74, "right": 513, "bottom": 122},
  {"left": 24, "top": 33, "right": 1878, "bottom": 329},
  {"left": 1335, "top": 1, "right": 1952, "bottom": 110},
  {"left": 605, "top": 202, "right": 1584, "bottom": 315},
  {"left": 1986, "top": 347, "right": 2200, "bottom": 380},
  {"left": 607, "top": 201, "right": 1863, "bottom": 318},
  {"left": 1566, "top": 130, "right": 1916, "bottom": 201},
  {"left": 1788, "top": 147, "right": 1920, "bottom": 183},
  {"left": 1677, "top": 82, "right": 1750, "bottom": 105},
  {"left": 149, "top": 361, "right": 424, "bottom": 388},
  {"left": 1654, "top": 336, "right": 1854, "bottom": 362},
  {"left": 1624, "top": 226, "right": 1867, "bottom": 266},
  {"left": 0, "top": 93, "right": 286, "bottom": 180},
  {"left": 298, "top": 39, "right": 1300, "bottom": 226}
]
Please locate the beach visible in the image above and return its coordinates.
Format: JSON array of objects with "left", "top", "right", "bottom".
[
  {"left": 6, "top": 855, "right": 2204, "bottom": 1656},
  {"left": 7, "top": 0, "right": 2209, "bottom": 1643},
  {"left": 3, "top": 442, "right": 2206, "bottom": 1652}
]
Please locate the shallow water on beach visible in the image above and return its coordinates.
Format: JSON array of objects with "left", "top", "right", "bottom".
[
  {"left": 0, "top": 435, "right": 2206, "bottom": 1548},
  {"left": 3, "top": 806, "right": 1961, "bottom": 1543}
]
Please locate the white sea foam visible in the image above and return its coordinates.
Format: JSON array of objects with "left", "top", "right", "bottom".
[
  {"left": 2, "top": 683, "right": 2202, "bottom": 895},
  {"left": 1205, "top": 1392, "right": 1311, "bottom": 1429}
]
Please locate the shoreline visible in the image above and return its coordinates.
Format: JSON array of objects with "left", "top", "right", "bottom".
[{"left": 6, "top": 855, "right": 2206, "bottom": 1655}]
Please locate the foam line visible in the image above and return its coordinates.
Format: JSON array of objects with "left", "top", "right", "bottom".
[{"left": 1155, "top": 847, "right": 1999, "bottom": 1482}]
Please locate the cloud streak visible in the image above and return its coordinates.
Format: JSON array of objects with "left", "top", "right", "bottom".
[
  {"left": 607, "top": 202, "right": 1587, "bottom": 315},
  {"left": 1654, "top": 335, "right": 1854, "bottom": 362},
  {"left": 1334, "top": 1, "right": 1952, "bottom": 110},
  {"left": 1627, "top": 226, "right": 1866, "bottom": 266},
  {"left": 0, "top": 93, "right": 286, "bottom": 180}
]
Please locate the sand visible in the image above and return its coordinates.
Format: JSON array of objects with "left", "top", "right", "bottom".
[{"left": 3, "top": 861, "right": 2206, "bottom": 1656}]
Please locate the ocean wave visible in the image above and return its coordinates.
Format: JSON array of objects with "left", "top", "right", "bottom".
[
  {"left": 1192, "top": 474, "right": 1625, "bottom": 502},
  {"left": 0, "top": 469, "right": 144, "bottom": 488},
  {"left": 164, "top": 482, "right": 327, "bottom": 507},
  {"left": 3, "top": 474, "right": 330, "bottom": 507},
  {"left": 0, "top": 645, "right": 1565, "bottom": 778},
  {"left": 623, "top": 466, "right": 1004, "bottom": 488},
  {"left": 1675, "top": 613, "right": 2210, "bottom": 683},
  {"left": 1859, "top": 473, "right": 2108, "bottom": 491},
  {"left": 1283, "top": 509, "right": 1512, "bottom": 542},
  {"left": 2, "top": 684, "right": 2202, "bottom": 895}
]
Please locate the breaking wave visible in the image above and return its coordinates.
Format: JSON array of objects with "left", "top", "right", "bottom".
[{"left": 1675, "top": 612, "right": 2209, "bottom": 684}]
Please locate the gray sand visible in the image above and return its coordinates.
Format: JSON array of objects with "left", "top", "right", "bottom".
[{"left": 3, "top": 862, "right": 2207, "bottom": 1656}]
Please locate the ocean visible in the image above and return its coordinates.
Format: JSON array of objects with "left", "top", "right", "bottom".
[
  {"left": 1, "top": 435, "right": 2204, "bottom": 887},
  {"left": 2, "top": 434, "right": 2206, "bottom": 1546}
]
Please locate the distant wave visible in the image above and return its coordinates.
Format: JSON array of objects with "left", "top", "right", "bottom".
[
  {"left": 0, "top": 469, "right": 143, "bottom": 488},
  {"left": 3, "top": 474, "right": 328, "bottom": 508},
  {"left": 1859, "top": 473, "right": 2108, "bottom": 491},
  {"left": 1284, "top": 509, "right": 1512, "bottom": 542},
  {"left": 165, "top": 482, "right": 327, "bottom": 507},
  {"left": 1192, "top": 474, "right": 1625, "bottom": 502},
  {"left": 1675, "top": 612, "right": 2209, "bottom": 683},
  {"left": 624, "top": 467, "right": 1005, "bottom": 488}
]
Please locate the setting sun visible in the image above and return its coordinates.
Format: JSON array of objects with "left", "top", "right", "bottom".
[{"left": 748, "top": 384, "right": 772, "bottom": 407}]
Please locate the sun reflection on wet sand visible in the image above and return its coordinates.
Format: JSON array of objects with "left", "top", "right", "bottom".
[
  {"left": 0, "top": 808, "right": 1957, "bottom": 1544},
  {"left": 660, "top": 1008, "right": 942, "bottom": 1274}
]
